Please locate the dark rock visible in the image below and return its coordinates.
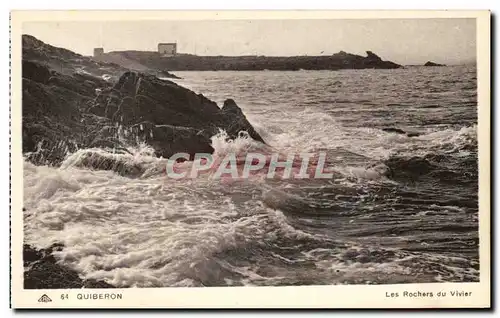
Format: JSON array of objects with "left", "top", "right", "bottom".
[
  {"left": 22, "top": 60, "right": 52, "bottom": 84},
  {"left": 73, "top": 71, "right": 110, "bottom": 88},
  {"left": 99, "top": 71, "right": 220, "bottom": 127},
  {"left": 384, "top": 156, "right": 434, "bottom": 180},
  {"left": 24, "top": 261, "right": 83, "bottom": 289},
  {"left": 23, "top": 244, "right": 41, "bottom": 266},
  {"left": 382, "top": 127, "right": 407, "bottom": 135},
  {"left": 69, "top": 151, "right": 145, "bottom": 177},
  {"left": 131, "top": 122, "right": 214, "bottom": 159},
  {"left": 23, "top": 243, "right": 116, "bottom": 289},
  {"left": 96, "top": 49, "right": 402, "bottom": 71},
  {"left": 406, "top": 132, "right": 421, "bottom": 137},
  {"left": 382, "top": 127, "right": 421, "bottom": 138},
  {"left": 93, "top": 71, "right": 265, "bottom": 151},
  {"left": 424, "top": 61, "right": 446, "bottom": 67},
  {"left": 22, "top": 62, "right": 114, "bottom": 166}
]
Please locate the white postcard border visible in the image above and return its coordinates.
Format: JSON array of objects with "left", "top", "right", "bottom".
[{"left": 10, "top": 9, "right": 491, "bottom": 309}]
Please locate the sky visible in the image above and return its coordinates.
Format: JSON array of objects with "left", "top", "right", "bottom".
[{"left": 22, "top": 18, "right": 477, "bottom": 65}]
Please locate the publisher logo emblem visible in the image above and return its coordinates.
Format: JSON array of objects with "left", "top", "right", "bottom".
[{"left": 38, "top": 294, "right": 52, "bottom": 303}]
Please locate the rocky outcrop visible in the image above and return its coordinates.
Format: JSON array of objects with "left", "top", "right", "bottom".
[
  {"left": 93, "top": 71, "right": 221, "bottom": 127},
  {"left": 157, "top": 70, "right": 182, "bottom": 79},
  {"left": 22, "top": 59, "right": 115, "bottom": 165},
  {"left": 424, "top": 61, "right": 446, "bottom": 67},
  {"left": 365, "top": 51, "right": 382, "bottom": 61},
  {"left": 22, "top": 35, "right": 265, "bottom": 166},
  {"left": 24, "top": 244, "right": 115, "bottom": 289},
  {"left": 87, "top": 71, "right": 264, "bottom": 159},
  {"left": 384, "top": 156, "right": 434, "bottom": 181},
  {"left": 382, "top": 127, "right": 421, "bottom": 137},
  {"left": 130, "top": 122, "right": 215, "bottom": 159},
  {"left": 99, "top": 50, "right": 402, "bottom": 71},
  {"left": 220, "top": 99, "right": 265, "bottom": 143}
]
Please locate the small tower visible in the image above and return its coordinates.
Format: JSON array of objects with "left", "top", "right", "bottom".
[
  {"left": 93, "top": 48, "right": 104, "bottom": 57},
  {"left": 158, "top": 43, "right": 177, "bottom": 56}
]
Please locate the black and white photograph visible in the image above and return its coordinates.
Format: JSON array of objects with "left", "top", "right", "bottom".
[{"left": 10, "top": 10, "right": 491, "bottom": 309}]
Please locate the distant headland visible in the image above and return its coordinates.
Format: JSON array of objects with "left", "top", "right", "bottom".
[
  {"left": 424, "top": 61, "right": 446, "bottom": 67},
  {"left": 93, "top": 46, "right": 402, "bottom": 71}
]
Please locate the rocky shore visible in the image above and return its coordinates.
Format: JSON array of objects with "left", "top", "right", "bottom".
[{"left": 22, "top": 34, "right": 266, "bottom": 288}]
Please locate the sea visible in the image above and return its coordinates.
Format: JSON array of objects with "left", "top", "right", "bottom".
[{"left": 23, "top": 66, "right": 480, "bottom": 287}]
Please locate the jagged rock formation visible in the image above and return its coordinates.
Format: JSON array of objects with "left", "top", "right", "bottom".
[
  {"left": 87, "top": 71, "right": 265, "bottom": 160},
  {"left": 382, "top": 127, "right": 421, "bottom": 137},
  {"left": 22, "top": 59, "right": 114, "bottom": 165},
  {"left": 22, "top": 35, "right": 265, "bottom": 166},
  {"left": 98, "top": 50, "right": 402, "bottom": 71}
]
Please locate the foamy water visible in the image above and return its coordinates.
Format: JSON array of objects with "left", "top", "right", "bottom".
[{"left": 23, "top": 66, "right": 479, "bottom": 287}]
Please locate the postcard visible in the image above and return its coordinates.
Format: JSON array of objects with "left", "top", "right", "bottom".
[{"left": 10, "top": 10, "right": 491, "bottom": 309}]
